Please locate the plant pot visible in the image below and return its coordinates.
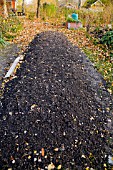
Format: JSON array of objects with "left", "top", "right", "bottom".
[{"left": 66, "top": 22, "right": 82, "bottom": 30}]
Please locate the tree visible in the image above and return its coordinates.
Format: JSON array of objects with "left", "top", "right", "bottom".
[
  {"left": 3, "top": 0, "right": 8, "bottom": 17},
  {"left": 22, "top": 0, "right": 25, "bottom": 14},
  {"left": 78, "top": 0, "right": 81, "bottom": 9},
  {"left": 0, "top": 0, "right": 8, "bottom": 17},
  {"left": 36, "top": 0, "right": 40, "bottom": 18}
]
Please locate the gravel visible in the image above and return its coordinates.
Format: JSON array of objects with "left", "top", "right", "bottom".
[{"left": 0, "top": 31, "right": 113, "bottom": 170}]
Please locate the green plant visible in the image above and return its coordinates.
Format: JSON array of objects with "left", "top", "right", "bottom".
[
  {"left": 93, "top": 38, "right": 99, "bottom": 45},
  {"left": 101, "top": 31, "right": 113, "bottom": 49},
  {"left": 41, "top": 3, "right": 57, "bottom": 19},
  {"left": 0, "top": 37, "right": 8, "bottom": 46},
  {"left": 4, "top": 33, "right": 16, "bottom": 40},
  {"left": 0, "top": 16, "right": 22, "bottom": 42},
  {"left": 110, "top": 51, "right": 113, "bottom": 57},
  {"left": 66, "top": 17, "right": 76, "bottom": 23},
  {"left": 67, "top": 17, "right": 80, "bottom": 23},
  {"left": 0, "top": 32, "right": 8, "bottom": 46}
]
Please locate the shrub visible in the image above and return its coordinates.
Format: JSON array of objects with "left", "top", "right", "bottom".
[
  {"left": 41, "top": 3, "right": 57, "bottom": 19},
  {"left": 101, "top": 31, "right": 113, "bottom": 49}
]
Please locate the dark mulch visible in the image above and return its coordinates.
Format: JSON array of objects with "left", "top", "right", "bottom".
[{"left": 0, "top": 32, "right": 113, "bottom": 170}]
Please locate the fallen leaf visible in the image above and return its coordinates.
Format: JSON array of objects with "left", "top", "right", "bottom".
[{"left": 41, "top": 148, "right": 45, "bottom": 156}]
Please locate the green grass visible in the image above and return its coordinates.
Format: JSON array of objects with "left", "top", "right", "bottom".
[{"left": 83, "top": 47, "right": 113, "bottom": 94}]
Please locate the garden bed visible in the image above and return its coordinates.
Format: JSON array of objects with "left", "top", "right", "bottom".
[{"left": 0, "top": 31, "right": 112, "bottom": 170}]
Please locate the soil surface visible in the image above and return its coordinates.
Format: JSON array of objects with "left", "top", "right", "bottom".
[{"left": 0, "top": 32, "right": 113, "bottom": 170}]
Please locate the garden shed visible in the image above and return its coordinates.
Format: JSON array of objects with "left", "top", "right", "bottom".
[
  {"left": 90, "top": 0, "right": 105, "bottom": 11},
  {"left": 6, "top": 0, "right": 17, "bottom": 12},
  {"left": 0, "top": 0, "right": 16, "bottom": 15}
]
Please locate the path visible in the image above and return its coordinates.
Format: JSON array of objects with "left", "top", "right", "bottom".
[
  {"left": 0, "top": 31, "right": 113, "bottom": 170},
  {"left": 0, "top": 44, "right": 20, "bottom": 86}
]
